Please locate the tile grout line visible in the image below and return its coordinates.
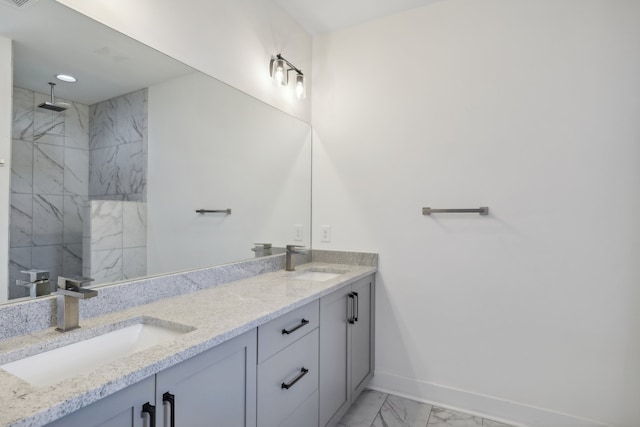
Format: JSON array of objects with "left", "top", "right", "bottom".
[{"left": 370, "top": 393, "right": 389, "bottom": 427}]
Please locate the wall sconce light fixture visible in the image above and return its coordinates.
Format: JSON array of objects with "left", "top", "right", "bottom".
[{"left": 270, "top": 54, "right": 305, "bottom": 99}]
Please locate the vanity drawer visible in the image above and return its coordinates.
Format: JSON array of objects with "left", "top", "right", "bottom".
[
  {"left": 278, "top": 389, "right": 318, "bottom": 427},
  {"left": 258, "top": 300, "right": 319, "bottom": 363},
  {"left": 257, "top": 328, "right": 319, "bottom": 427}
]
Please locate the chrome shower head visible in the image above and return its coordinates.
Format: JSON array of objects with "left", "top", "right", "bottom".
[{"left": 38, "top": 82, "right": 67, "bottom": 112}]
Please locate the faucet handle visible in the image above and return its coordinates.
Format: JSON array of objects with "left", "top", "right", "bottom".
[
  {"left": 20, "top": 269, "right": 50, "bottom": 282},
  {"left": 286, "top": 244, "right": 305, "bottom": 250},
  {"left": 252, "top": 243, "right": 272, "bottom": 251},
  {"left": 57, "top": 276, "right": 94, "bottom": 290}
]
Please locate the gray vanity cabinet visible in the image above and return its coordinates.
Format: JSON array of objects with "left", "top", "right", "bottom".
[
  {"left": 46, "top": 376, "right": 155, "bottom": 427},
  {"left": 257, "top": 300, "right": 320, "bottom": 427},
  {"left": 156, "top": 329, "right": 257, "bottom": 427},
  {"left": 319, "top": 275, "right": 375, "bottom": 427},
  {"left": 45, "top": 330, "right": 257, "bottom": 427}
]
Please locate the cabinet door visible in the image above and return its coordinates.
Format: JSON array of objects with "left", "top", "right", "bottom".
[
  {"left": 351, "top": 276, "right": 374, "bottom": 399},
  {"left": 156, "top": 329, "right": 257, "bottom": 427},
  {"left": 319, "top": 286, "right": 352, "bottom": 427},
  {"left": 46, "top": 376, "right": 155, "bottom": 427}
]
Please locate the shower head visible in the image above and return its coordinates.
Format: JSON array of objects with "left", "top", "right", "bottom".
[{"left": 38, "top": 82, "right": 67, "bottom": 112}]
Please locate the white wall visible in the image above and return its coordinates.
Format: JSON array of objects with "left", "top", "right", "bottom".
[
  {"left": 55, "top": 0, "right": 312, "bottom": 123},
  {"left": 0, "top": 37, "right": 12, "bottom": 302},
  {"left": 312, "top": 1, "right": 640, "bottom": 426}
]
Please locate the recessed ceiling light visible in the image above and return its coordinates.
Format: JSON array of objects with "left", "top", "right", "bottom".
[{"left": 56, "top": 74, "right": 77, "bottom": 83}]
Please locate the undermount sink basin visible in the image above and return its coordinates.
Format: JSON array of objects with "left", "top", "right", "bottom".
[
  {"left": 1, "top": 320, "right": 193, "bottom": 387},
  {"left": 294, "top": 269, "right": 347, "bottom": 282}
]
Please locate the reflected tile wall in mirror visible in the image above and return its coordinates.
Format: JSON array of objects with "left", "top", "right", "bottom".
[
  {"left": 89, "top": 89, "right": 147, "bottom": 201},
  {"left": 9, "top": 87, "right": 89, "bottom": 299},
  {"left": 8, "top": 86, "right": 148, "bottom": 299}
]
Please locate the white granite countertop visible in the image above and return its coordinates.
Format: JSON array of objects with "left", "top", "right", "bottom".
[{"left": 0, "top": 262, "right": 376, "bottom": 427}]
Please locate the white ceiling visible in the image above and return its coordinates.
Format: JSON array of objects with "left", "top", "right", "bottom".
[
  {"left": 273, "top": 0, "right": 444, "bottom": 35},
  {"left": 0, "top": 0, "right": 194, "bottom": 105}
]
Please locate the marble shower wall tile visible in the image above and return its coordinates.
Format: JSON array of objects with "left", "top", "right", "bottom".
[
  {"left": 9, "top": 86, "right": 91, "bottom": 301},
  {"left": 89, "top": 89, "right": 147, "bottom": 200},
  {"left": 32, "top": 245, "right": 63, "bottom": 270},
  {"left": 123, "top": 202, "right": 146, "bottom": 248},
  {"left": 89, "top": 99, "right": 116, "bottom": 149},
  {"left": 32, "top": 195, "right": 63, "bottom": 246},
  {"left": 31, "top": 245, "right": 62, "bottom": 287},
  {"left": 89, "top": 146, "right": 117, "bottom": 197},
  {"left": 65, "top": 101, "right": 89, "bottom": 149},
  {"left": 12, "top": 87, "right": 34, "bottom": 141},
  {"left": 33, "top": 143, "right": 64, "bottom": 195},
  {"left": 115, "top": 89, "right": 145, "bottom": 144},
  {"left": 8, "top": 247, "right": 32, "bottom": 299},
  {"left": 116, "top": 142, "right": 144, "bottom": 195},
  {"left": 10, "top": 194, "right": 32, "bottom": 247},
  {"left": 62, "top": 244, "right": 83, "bottom": 277},
  {"left": 63, "top": 196, "right": 85, "bottom": 244},
  {"left": 91, "top": 249, "right": 123, "bottom": 285},
  {"left": 11, "top": 140, "right": 33, "bottom": 194},
  {"left": 63, "top": 148, "right": 89, "bottom": 196},
  {"left": 123, "top": 247, "right": 146, "bottom": 279},
  {"left": 89, "top": 200, "right": 123, "bottom": 251}
]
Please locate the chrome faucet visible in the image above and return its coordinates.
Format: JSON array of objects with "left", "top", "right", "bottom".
[
  {"left": 252, "top": 243, "right": 273, "bottom": 257},
  {"left": 56, "top": 276, "right": 97, "bottom": 332},
  {"left": 285, "top": 245, "right": 306, "bottom": 271},
  {"left": 16, "top": 270, "right": 51, "bottom": 298}
]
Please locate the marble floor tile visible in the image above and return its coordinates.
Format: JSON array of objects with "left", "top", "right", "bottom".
[
  {"left": 372, "top": 394, "right": 432, "bottom": 427},
  {"left": 339, "top": 389, "right": 388, "bottom": 427},
  {"left": 482, "top": 420, "right": 513, "bottom": 427},
  {"left": 427, "top": 407, "right": 483, "bottom": 427}
]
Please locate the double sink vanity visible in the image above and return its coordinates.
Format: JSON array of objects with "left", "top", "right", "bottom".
[{"left": 0, "top": 251, "right": 376, "bottom": 427}]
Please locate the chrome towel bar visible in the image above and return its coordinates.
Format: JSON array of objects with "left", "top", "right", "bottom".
[
  {"left": 422, "top": 207, "right": 489, "bottom": 216},
  {"left": 195, "top": 209, "right": 232, "bottom": 214}
]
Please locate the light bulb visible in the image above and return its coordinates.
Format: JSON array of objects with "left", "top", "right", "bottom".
[
  {"left": 272, "top": 58, "right": 286, "bottom": 85},
  {"left": 295, "top": 73, "right": 305, "bottom": 99}
]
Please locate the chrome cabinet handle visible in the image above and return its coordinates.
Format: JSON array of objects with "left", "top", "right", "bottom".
[
  {"left": 281, "top": 367, "right": 309, "bottom": 390},
  {"left": 282, "top": 319, "right": 309, "bottom": 335}
]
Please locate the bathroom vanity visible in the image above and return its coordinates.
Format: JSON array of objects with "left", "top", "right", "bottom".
[{"left": 0, "top": 253, "right": 376, "bottom": 427}]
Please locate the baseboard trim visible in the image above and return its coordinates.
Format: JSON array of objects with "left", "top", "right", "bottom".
[{"left": 368, "top": 370, "right": 612, "bottom": 427}]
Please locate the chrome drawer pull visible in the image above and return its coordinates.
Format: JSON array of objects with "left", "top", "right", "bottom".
[
  {"left": 281, "top": 367, "right": 309, "bottom": 390},
  {"left": 282, "top": 318, "right": 310, "bottom": 335}
]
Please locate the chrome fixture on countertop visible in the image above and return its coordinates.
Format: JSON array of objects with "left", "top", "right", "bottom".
[
  {"left": 285, "top": 244, "right": 306, "bottom": 272},
  {"left": 252, "top": 243, "right": 273, "bottom": 257},
  {"left": 56, "top": 276, "right": 97, "bottom": 332},
  {"left": 16, "top": 270, "right": 51, "bottom": 298}
]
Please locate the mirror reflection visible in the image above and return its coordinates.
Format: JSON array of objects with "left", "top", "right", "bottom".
[{"left": 1, "top": 0, "right": 311, "bottom": 303}]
